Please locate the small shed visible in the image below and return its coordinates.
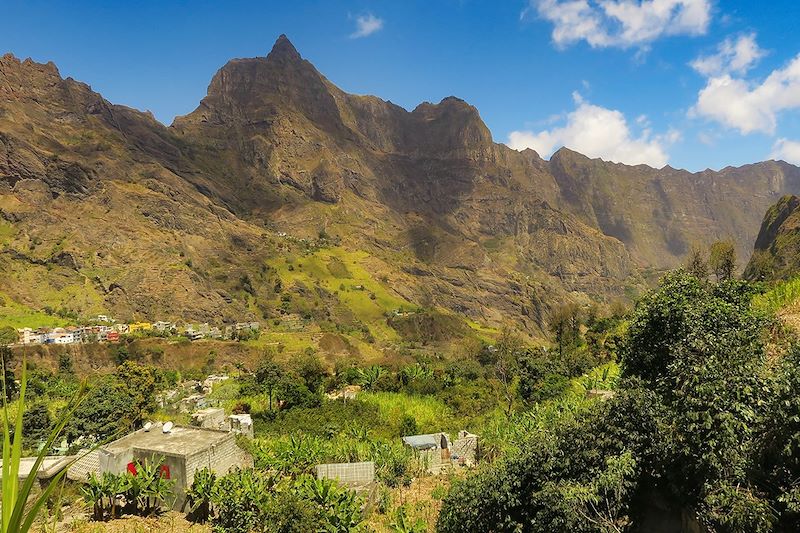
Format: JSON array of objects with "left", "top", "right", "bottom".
[
  {"left": 452, "top": 430, "right": 479, "bottom": 466},
  {"left": 401, "top": 432, "right": 452, "bottom": 473}
]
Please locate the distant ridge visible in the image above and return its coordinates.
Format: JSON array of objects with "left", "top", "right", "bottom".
[{"left": 3, "top": 36, "right": 800, "bottom": 334}]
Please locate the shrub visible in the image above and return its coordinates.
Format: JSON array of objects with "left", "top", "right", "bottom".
[
  {"left": 187, "top": 468, "right": 217, "bottom": 523},
  {"left": 398, "top": 415, "right": 418, "bottom": 437}
]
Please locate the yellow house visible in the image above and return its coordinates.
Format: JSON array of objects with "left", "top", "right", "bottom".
[{"left": 128, "top": 322, "right": 153, "bottom": 333}]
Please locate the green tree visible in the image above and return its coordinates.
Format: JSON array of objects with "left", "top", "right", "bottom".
[
  {"left": 440, "top": 272, "right": 781, "bottom": 532},
  {"left": 113, "top": 361, "right": 159, "bottom": 429},
  {"left": 293, "top": 350, "right": 327, "bottom": 394},
  {"left": 0, "top": 327, "right": 17, "bottom": 346},
  {"left": 685, "top": 244, "right": 710, "bottom": 280},
  {"left": 277, "top": 374, "right": 320, "bottom": 410},
  {"left": 57, "top": 353, "right": 74, "bottom": 375},
  {"left": 493, "top": 329, "right": 523, "bottom": 416},
  {"left": 113, "top": 344, "right": 130, "bottom": 365},
  {"left": 255, "top": 351, "right": 285, "bottom": 412},
  {"left": 66, "top": 361, "right": 160, "bottom": 442},
  {"left": 709, "top": 240, "right": 736, "bottom": 281},
  {"left": 21, "top": 403, "right": 52, "bottom": 450},
  {"left": 549, "top": 303, "right": 582, "bottom": 356}
]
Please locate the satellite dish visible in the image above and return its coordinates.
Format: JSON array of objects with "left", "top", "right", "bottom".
[
  {"left": 162, "top": 421, "right": 174, "bottom": 434},
  {"left": 143, "top": 422, "right": 153, "bottom": 432}
]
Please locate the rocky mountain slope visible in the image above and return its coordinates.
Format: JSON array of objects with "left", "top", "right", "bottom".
[
  {"left": 2, "top": 35, "right": 800, "bottom": 338},
  {"left": 745, "top": 195, "right": 800, "bottom": 281}
]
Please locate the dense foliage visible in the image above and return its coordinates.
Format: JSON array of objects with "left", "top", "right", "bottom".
[
  {"left": 439, "top": 271, "right": 800, "bottom": 532},
  {"left": 188, "top": 467, "right": 363, "bottom": 533},
  {"left": 64, "top": 361, "right": 172, "bottom": 444}
]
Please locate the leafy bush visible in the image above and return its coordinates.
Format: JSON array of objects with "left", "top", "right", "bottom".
[{"left": 439, "top": 273, "right": 797, "bottom": 532}]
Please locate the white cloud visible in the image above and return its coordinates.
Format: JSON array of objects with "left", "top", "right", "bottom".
[
  {"left": 691, "top": 54, "right": 800, "bottom": 135},
  {"left": 350, "top": 14, "right": 384, "bottom": 39},
  {"left": 507, "top": 93, "right": 675, "bottom": 167},
  {"left": 690, "top": 33, "right": 765, "bottom": 76},
  {"left": 530, "top": 0, "right": 711, "bottom": 49},
  {"left": 771, "top": 138, "right": 800, "bottom": 164},
  {"left": 697, "top": 131, "right": 716, "bottom": 146}
]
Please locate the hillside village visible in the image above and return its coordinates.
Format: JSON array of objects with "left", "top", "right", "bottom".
[{"left": 14, "top": 316, "right": 261, "bottom": 346}]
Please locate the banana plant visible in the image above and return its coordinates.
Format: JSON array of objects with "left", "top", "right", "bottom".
[
  {"left": 299, "top": 476, "right": 363, "bottom": 533},
  {"left": 81, "top": 473, "right": 107, "bottom": 521},
  {"left": 187, "top": 467, "right": 217, "bottom": 523},
  {"left": 129, "top": 457, "right": 175, "bottom": 515},
  {"left": 2, "top": 361, "right": 87, "bottom": 533}
]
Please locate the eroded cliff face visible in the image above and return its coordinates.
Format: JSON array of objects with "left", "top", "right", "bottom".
[
  {"left": 2, "top": 35, "right": 800, "bottom": 335},
  {"left": 745, "top": 195, "right": 800, "bottom": 281}
]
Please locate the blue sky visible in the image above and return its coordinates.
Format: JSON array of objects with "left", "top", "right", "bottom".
[{"left": 4, "top": 0, "right": 800, "bottom": 171}]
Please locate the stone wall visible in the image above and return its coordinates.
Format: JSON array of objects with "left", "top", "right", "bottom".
[
  {"left": 452, "top": 431, "right": 479, "bottom": 466},
  {"left": 190, "top": 408, "right": 227, "bottom": 430}
]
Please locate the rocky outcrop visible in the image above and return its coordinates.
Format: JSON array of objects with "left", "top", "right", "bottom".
[{"left": 745, "top": 195, "right": 800, "bottom": 281}]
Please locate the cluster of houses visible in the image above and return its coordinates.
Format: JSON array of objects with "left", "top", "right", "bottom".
[
  {"left": 15, "top": 315, "right": 260, "bottom": 346},
  {"left": 9, "top": 370, "right": 480, "bottom": 512}
]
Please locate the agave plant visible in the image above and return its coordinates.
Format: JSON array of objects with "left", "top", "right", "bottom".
[
  {"left": 2, "top": 361, "right": 86, "bottom": 533},
  {"left": 399, "top": 364, "right": 432, "bottom": 385},
  {"left": 358, "top": 365, "right": 384, "bottom": 391}
]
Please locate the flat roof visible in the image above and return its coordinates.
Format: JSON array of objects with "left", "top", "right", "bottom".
[
  {"left": 0, "top": 455, "right": 75, "bottom": 479},
  {"left": 105, "top": 423, "right": 231, "bottom": 456}
]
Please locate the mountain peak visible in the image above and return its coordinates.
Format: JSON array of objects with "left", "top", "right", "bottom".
[{"left": 267, "top": 34, "right": 302, "bottom": 63}]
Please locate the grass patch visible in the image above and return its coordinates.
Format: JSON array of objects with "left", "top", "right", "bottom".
[
  {"left": 0, "top": 220, "right": 15, "bottom": 245},
  {"left": 269, "top": 247, "right": 414, "bottom": 342},
  {"left": 359, "top": 391, "right": 455, "bottom": 436},
  {"left": 0, "top": 292, "right": 68, "bottom": 329},
  {"left": 753, "top": 276, "right": 800, "bottom": 315}
]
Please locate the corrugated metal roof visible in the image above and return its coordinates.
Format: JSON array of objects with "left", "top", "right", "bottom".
[{"left": 402, "top": 434, "right": 439, "bottom": 450}]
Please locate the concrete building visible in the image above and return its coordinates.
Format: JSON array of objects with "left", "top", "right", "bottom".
[
  {"left": 68, "top": 423, "right": 252, "bottom": 508},
  {"left": 402, "top": 431, "right": 480, "bottom": 473},
  {"left": 452, "top": 430, "right": 479, "bottom": 466},
  {"left": 0, "top": 455, "right": 74, "bottom": 483},
  {"left": 228, "top": 413, "right": 254, "bottom": 438},
  {"left": 190, "top": 408, "right": 228, "bottom": 431}
]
